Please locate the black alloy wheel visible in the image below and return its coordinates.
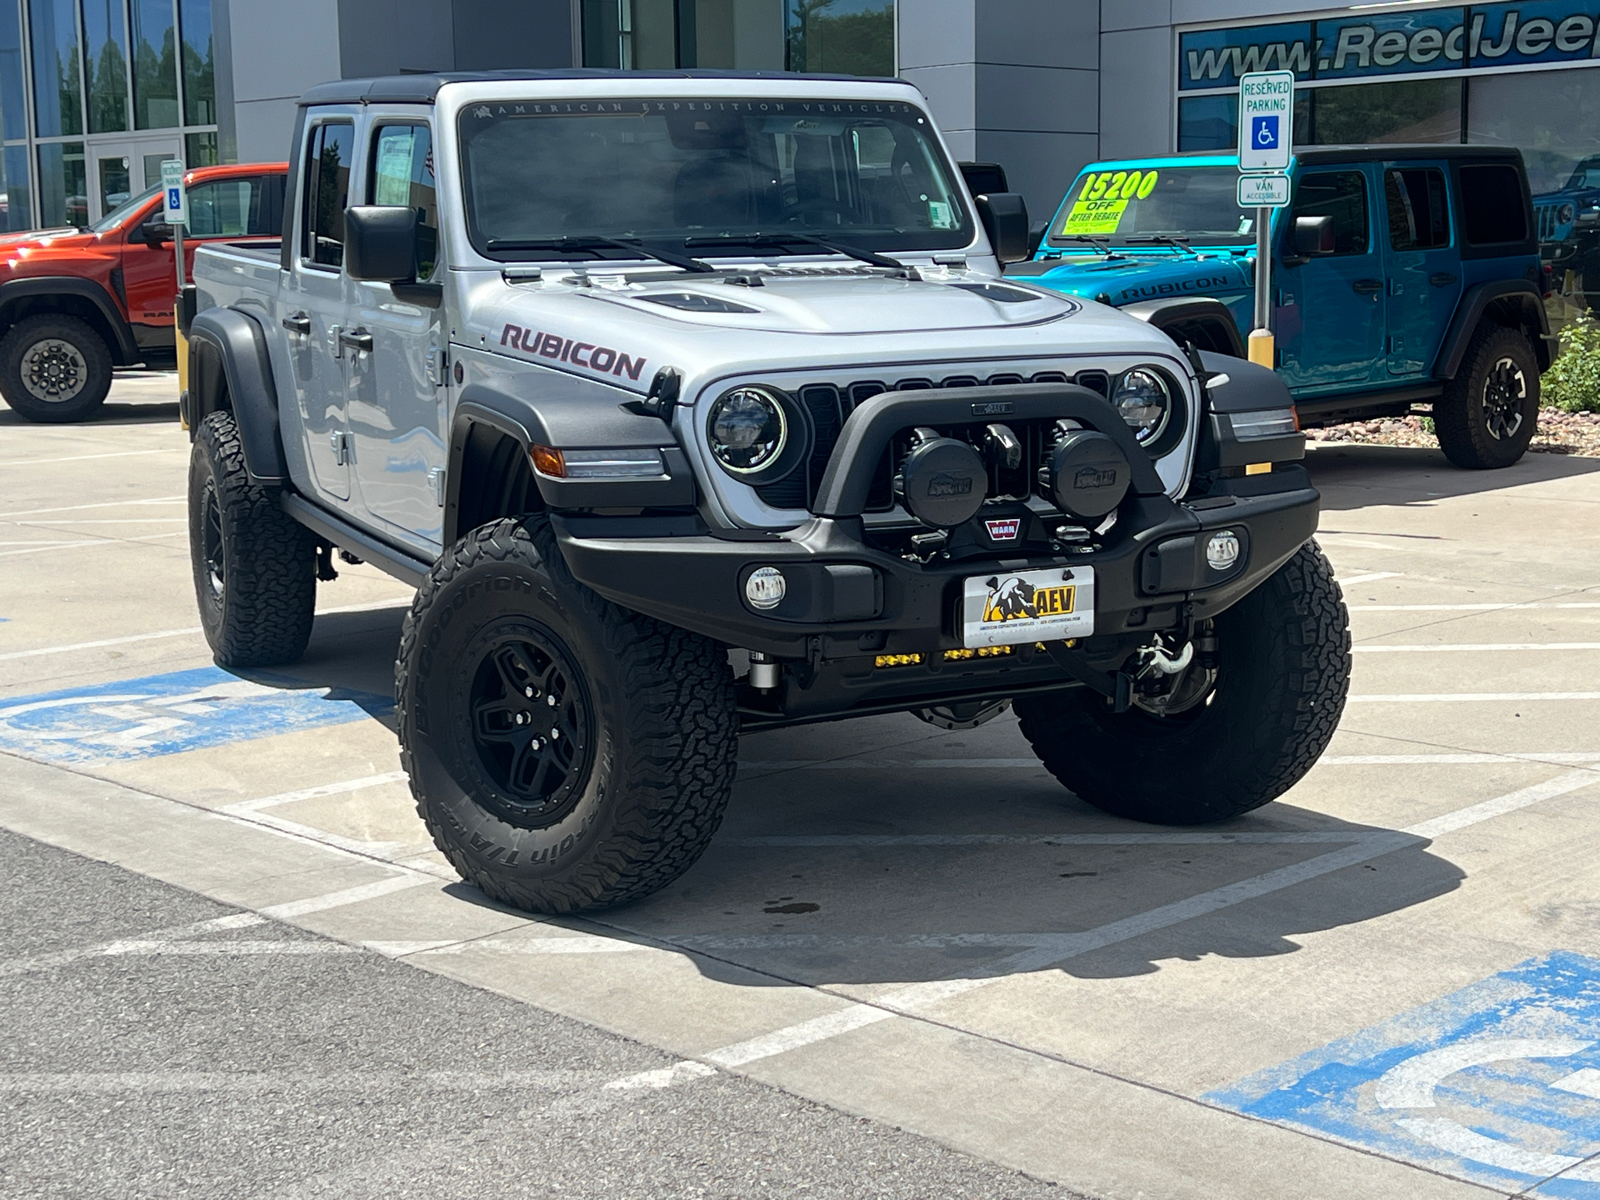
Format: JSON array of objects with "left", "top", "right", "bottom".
[
  {"left": 1434, "top": 323, "right": 1540, "bottom": 470},
  {"left": 200, "top": 478, "right": 226, "bottom": 604},
  {"left": 1481, "top": 355, "right": 1527, "bottom": 441},
  {"left": 467, "top": 628, "right": 594, "bottom": 828}
]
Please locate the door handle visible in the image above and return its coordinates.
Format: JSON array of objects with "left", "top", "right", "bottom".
[
  {"left": 1352, "top": 278, "right": 1384, "bottom": 295},
  {"left": 282, "top": 312, "right": 311, "bottom": 335},
  {"left": 338, "top": 327, "right": 373, "bottom": 354},
  {"left": 1429, "top": 272, "right": 1458, "bottom": 288}
]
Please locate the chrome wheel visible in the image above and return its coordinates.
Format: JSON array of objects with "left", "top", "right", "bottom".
[
  {"left": 19, "top": 337, "right": 87, "bottom": 403},
  {"left": 1481, "top": 356, "right": 1527, "bottom": 441}
]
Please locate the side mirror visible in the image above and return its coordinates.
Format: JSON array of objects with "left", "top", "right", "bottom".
[
  {"left": 139, "top": 219, "right": 173, "bottom": 246},
  {"left": 344, "top": 205, "right": 419, "bottom": 283},
  {"left": 1293, "top": 214, "right": 1336, "bottom": 257},
  {"left": 975, "top": 192, "right": 1030, "bottom": 264}
]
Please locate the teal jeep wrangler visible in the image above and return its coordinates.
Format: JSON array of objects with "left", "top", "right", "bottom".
[{"left": 1007, "top": 146, "right": 1558, "bottom": 469}]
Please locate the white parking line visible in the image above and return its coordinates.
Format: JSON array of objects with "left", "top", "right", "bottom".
[
  {"left": 257, "top": 875, "right": 434, "bottom": 919},
  {"left": 0, "top": 496, "right": 183, "bottom": 519},
  {"left": 1337, "top": 572, "right": 1401, "bottom": 585},
  {"left": 732, "top": 831, "right": 1378, "bottom": 847},
  {"left": 1352, "top": 643, "right": 1600, "bottom": 653},
  {"left": 684, "top": 772, "right": 1600, "bottom": 1071},
  {"left": 605, "top": 1061, "right": 718, "bottom": 1090},
  {"left": 1349, "top": 603, "right": 1600, "bottom": 612},
  {"left": 1348, "top": 692, "right": 1600, "bottom": 703},
  {"left": 0, "top": 531, "right": 186, "bottom": 557},
  {"left": 221, "top": 772, "right": 409, "bottom": 814},
  {"left": 742, "top": 752, "right": 1600, "bottom": 773},
  {"left": 0, "top": 448, "right": 183, "bottom": 467},
  {"left": 1324, "top": 752, "right": 1600, "bottom": 765},
  {"left": 100, "top": 940, "right": 356, "bottom": 957},
  {"left": 13, "top": 518, "right": 187, "bottom": 525}
]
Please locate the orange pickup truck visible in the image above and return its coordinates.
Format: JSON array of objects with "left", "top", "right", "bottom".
[{"left": 0, "top": 162, "right": 286, "bottom": 423}]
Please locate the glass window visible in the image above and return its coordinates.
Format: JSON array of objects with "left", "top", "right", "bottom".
[
  {"left": 84, "top": 0, "right": 130, "bottom": 134},
  {"left": 186, "top": 130, "right": 218, "bottom": 168},
  {"left": 691, "top": 0, "right": 782, "bottom": 69},
  {"left": 457, "top": 96, "right": 971, "bottom": 258},
  {"left": 1290, "top": 170, "right": 1369, "bottom": 255},
  {"left": 582, "top": 0, "right": 676, "bottom": 68},
  {"left": 1468, "top": 67, "right": 1600, "bottom": 196},
  {"left": 187, "top": 175, "right": 276, "bottom": 236},
  {"left": 1047, "top": 165, "right": 1254, "bottom": 248},
  {"left": 1177, "top": 89, "right": 1312, "bottom": 154},
  {"left": 90, "top": 180, "right": 159, "bottom": 232},
  {"left": 2, "top": 143, "right": 31, "bottom": 230},
  {"left": 1460, "top": 164, "right": 1528, "bottom": 246},
  {"left": 131, "top": 0, "right": 180, "bottom": 130},
  {"left": 178, "top": 0, "right": 214, "bottom": 126},
  {"left": 302, "top": 121, "right": 353, "bottom": 268},
  {"left": 787, "top": 0, "right": 893, "bottom": 75},
  {"left": 0, "top": 0, "right": 27, "bottom": 142},
  {"left": 1305, "top": 78, "right": 1460, "bottom": 145},
  {"left": 30, "top": 0, "right": 81, "bottom": 138},
  {"left": 38, "top": 141, "right": 86, "bottom": 227},
  {"left": 369, "top": 124, "right": 439, "bottom": 278},
  {"left": 1386, "top": 168, "right": 1449, "bottom": 250}
]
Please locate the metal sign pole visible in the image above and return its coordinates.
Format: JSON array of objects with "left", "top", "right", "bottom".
[{"left": 1250, "top": 205, "right": 1272, "bottom": 368}]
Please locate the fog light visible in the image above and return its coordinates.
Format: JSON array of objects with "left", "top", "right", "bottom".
[
  {"left": 1206, "top": 531, "right": 1241, "bottom": 572},
  {"left": 745, "top": 566, "right": 786, "bottom": 610}
]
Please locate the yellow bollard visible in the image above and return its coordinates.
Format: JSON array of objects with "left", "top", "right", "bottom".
[
  {"left": 1248, "top": 328, "right": 1275, "bottom": 368},
  {"left": 176, "top": 325, "right": 189, "bottom": 428}
]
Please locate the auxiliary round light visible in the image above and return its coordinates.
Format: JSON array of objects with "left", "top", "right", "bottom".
[
  {"left": 745, "top": 566, "right": 787, "bottom": 610},
  {"left": 1112, "top": 368, "right": 1172, "bottom": 442},
  {"left": 709, "top": 387, "right": 787, "bottom": 474},
  {"left": 1206, "top": 530, "right": 1241, "bottom": 572}
]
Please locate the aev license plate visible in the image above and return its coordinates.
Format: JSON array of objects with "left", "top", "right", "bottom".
[{"left": 960, "top": 566, "right": 1095, "bottom": 648}]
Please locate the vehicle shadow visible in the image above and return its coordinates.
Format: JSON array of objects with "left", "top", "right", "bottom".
[
  {"left": 0, "top": 401, "right": 181, "bottom": 428},
  {"left": 229, "top": 599, "right": 1463, "bottom": 991},
  {"left": 577, "top": 710, "right": 1466, "bottom": 987},
  {"left": 1306, "top": 441, "right": 1600, "bottom": 512}
]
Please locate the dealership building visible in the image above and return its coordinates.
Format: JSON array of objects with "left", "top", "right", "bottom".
[{"left": 0, "top": 1, "right": 1594, "bottom": 232}]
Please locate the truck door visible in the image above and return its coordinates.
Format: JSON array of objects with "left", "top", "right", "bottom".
[
  {"left": 1275, "top": 167, "right": 1385, "bottom": 390},
  {"left": 346, "top": 119, "right": 447, "bottom": 553},
  {"left": 279, "top": 118, "right": 356, "bottom": 503},
  {"left": 1381, "top": 164, "right": 1459, "bottom": 377}
]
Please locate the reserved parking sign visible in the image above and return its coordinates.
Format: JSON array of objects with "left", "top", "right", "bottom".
[
  {"left": 160, "top": 158, "right": 186, "bottom": 226},
  {"left": 1238, "top": 71, "right": 1294, "bottom": 173}
]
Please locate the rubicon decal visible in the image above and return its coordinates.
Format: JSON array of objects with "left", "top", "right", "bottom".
[
  {"left": 500, "top": 324, "right": 647, "bottom": 381},
  {"left": 985, "top": 517, "right": 1021, "bottom": 541}
]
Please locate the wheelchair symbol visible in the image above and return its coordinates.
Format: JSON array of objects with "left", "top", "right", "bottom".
[{"left": 1252, "top": 116, "right": 1280, "bottom": 150}]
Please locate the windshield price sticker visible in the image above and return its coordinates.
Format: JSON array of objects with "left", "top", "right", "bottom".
[
  {"left": 160, "top": 158, "right": 186, "bottom": 225},
  {"left": 1061, "top": 169, "right": 1159, "bottom": 236},
  {"left": 1238, "top": 173, "right": 1290, "bottom": 208},
  {"left": 1238, "top": 70, "right": 1294, "bottom": 173}
]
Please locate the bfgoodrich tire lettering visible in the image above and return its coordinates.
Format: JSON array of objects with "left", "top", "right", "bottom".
[
  {"left": 1015, "top": 540, "right": 1351, "bottom": 824},
  {"left": 0, "top": 313, "right": 113, "bottom": 423},
  {"left": 187, "top": 410, "right": 316, "bottom": 667},
  {"left": 1434, "top": 323, "right": 1540, "bottom": 470},
  {"left": 396, "top": 517, "right": 739, "bottom": 914}
]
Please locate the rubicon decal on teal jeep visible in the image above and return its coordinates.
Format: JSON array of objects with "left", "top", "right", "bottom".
[{"left": 1007, "top": 147, "right": 1559, "bottom": 470}]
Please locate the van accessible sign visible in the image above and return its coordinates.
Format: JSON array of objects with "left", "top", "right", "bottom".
[
  {"left": 1181, "top": 3, "right": 1600, "bottom": 90},
  {"left": 1237, "top": 72, "right": 1293, "bottom": 173}
]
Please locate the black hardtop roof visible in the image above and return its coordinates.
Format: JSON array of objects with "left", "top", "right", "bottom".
[
  {"left": 299, "top": 69, "right": 901, "bottom": 107},
  {"left": 1295, "top": 143, "right": 1525, "bottom": 166}
]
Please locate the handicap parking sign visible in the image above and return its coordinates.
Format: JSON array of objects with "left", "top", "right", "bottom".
[
  {"left": 1208, "top": 952, "right": 1600, "bottom": 1195},
  {"left": 0, "top": 666, "right": 391, "bottom": 764},
  {"left": 1251, "top": 115, "right": 1279, "bottom": 151}
]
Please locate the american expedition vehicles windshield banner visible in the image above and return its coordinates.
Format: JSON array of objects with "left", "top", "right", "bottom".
[{"left": 1181, "top": 3, "right": 1600, "bottom": 89}]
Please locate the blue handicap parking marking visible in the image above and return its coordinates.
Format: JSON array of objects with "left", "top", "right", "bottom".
[
  {"left": 1251, "top": 115, "right": 1280, "bottom": 149},
  {"left": 1208, "top": 952, "right": 1600, "bottom": 1195},
  {"left": 0, "top": 666, "right": 392, "bottom": 764}
]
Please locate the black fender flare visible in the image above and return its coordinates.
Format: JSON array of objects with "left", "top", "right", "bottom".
[
  {"left": 187, "top": 307, "right": 287, "bottom": 484},
  {"left": 0, "top": 276, "right": 139, "bottom": 364},
  {"left": 446, "top": 387, "right": 691, "bottom": 544},
  {"left": 1120, "top": 296, "right": 1247, "bottom": 359},
  {"left": 1436, "top": 280, "right": 1555, "bottom": 378}
]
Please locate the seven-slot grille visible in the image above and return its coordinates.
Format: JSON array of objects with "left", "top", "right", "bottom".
[{"left": 755, "top": 370, "right": 1113, "bottom": 512}]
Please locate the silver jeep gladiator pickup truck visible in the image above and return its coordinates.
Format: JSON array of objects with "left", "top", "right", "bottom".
[{"left": 183, "top": 70, "right": 1351, "bottom": 914}]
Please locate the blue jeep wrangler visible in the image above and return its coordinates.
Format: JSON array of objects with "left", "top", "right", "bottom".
[
  {"left": 1533, "top": 155, "right": 1600, "bottom": 307},
  {"left": 1006, "top": 147, "right": 1558, "bottom": 469}
]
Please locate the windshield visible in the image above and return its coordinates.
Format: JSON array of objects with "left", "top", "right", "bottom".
[
  {"left": 458, "top": 97, "right": 972, "bottom": 260},
  {"left": 90, "top": 182, "right": 162, "bottom": 233},
  {"left": 1047, "top": 165, "right": 1255, "bottom": 248}
]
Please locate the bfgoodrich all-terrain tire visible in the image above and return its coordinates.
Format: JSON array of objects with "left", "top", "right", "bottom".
[
  {"left": 187, "top": 411, "right": 317, "bottom": 667},
  {"left": 0, "top": 314, "right": 113, "bottom": 423},
  {"left": 1434, "top": 323, "right": 1541, "bottom": 470},
  {"left": 1015, "top": 540, "right": 1351, "bottom": 825},
  {"left": 396, "top": 517, "right": 739, "bottom": 914}
]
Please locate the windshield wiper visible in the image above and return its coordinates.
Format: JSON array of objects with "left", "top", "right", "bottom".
[
  {"left": 683, "top": 231, "right": 906, "bottom": 272},
  {"left": 484, "top": 235, "right": 714, "bottom": 274},
  {"left": 1124, "top": 235, "right": 1193, "bottom": 253},
  {"left": 1065, "top": 234, "right": 1114, "bottom": 256}
]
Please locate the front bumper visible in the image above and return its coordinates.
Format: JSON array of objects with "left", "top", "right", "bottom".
[{"left": 551, "top": 467, "right": 1320, "bottom": 722}]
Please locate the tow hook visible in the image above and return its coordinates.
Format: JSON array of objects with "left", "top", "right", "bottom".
[{"left": 1134, "top": 635, "right": 1194, "bottom": 679}]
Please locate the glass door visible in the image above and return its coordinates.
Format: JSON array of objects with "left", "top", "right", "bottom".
[{"left": 87, "top": 137, "right": 181, "bottom": 223}]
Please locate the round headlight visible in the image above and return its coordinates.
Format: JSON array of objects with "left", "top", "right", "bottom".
[
  {"left": 1559, "top": 202, "right": 1577, "bottom": 226},
  {"left": 1113, "top": 368, "right": 1171, "bottom": 442},
  {"left": 709, "top": 387, "right": 787, "bottom": 474}
]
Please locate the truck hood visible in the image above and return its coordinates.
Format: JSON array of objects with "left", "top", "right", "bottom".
[
  {"left": 459, "top": 266, "right": 1190, "bottom": 393},
  {"left": 1006, "top": 253, "right": 1253, "bottom": 308}
]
